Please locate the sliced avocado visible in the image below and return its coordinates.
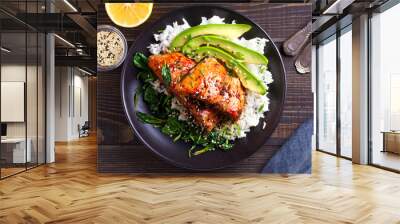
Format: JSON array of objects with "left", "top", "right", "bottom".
[
  {"left": 170, "top": 24, "right": 251, "bottom": 50},
  {"left": 182, "top": 35, "right": 268, "bottom": 65},
  {"left": 194, "top": 46, "right": 267, "bottom": 95}
]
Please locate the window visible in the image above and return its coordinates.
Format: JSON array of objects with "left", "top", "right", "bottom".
[
  {"left": 339, "top": 27, "right": 352, "bottom": 158},
  {"left": 316, "top": 25, "right": 353, "bottom": 159},
  {"left": 370, "top": 3, "right": 400, "bottom": 171},
  {"left": 0, "top": 0, "right": 47, "bottom": 179},
  {"left": 317, "top": 35, "right": 337, "bottom": 154}
]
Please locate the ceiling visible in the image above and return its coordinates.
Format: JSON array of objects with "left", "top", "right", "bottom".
[
  {"left": 0, "top": 0, "right": 97, "bottom": 73},
  {"left": 1, "top": 0, "right": 394, "bottom": 73},
  {"left": 311, "top": 0, "right": 391, "bottom": 43}
]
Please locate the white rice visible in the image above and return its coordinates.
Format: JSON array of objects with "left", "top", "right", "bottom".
[
  {"left": 148, "top": 19, "right": 190, "bottom": 55},
  {"left": 200, "top": 16, "right": 229, "bottom": 25},
  {"left": 147, "top": 16, "right": 274, "bottom": 139},
  {"left": 234, "top": 37, "right": 268, "bottom": 55}
]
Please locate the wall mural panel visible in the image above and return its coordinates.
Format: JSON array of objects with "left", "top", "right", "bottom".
[{"left": 97, "top": 3, "right": 313, "bottom": 173}]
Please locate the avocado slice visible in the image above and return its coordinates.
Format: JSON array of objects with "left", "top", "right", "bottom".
[
  {"left": 170, "top": 24, "right": 251, "bottom": 50},
  {"left": 182, "top": 35, "right": 268, "bottom": 65},
  {"left": 194, "top": 46, "right": 267, "bottom": 95}
]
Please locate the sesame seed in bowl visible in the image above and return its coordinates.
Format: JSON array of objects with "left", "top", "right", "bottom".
[{"left": 97, "top": 25, "right": 127, "bottom": 72}]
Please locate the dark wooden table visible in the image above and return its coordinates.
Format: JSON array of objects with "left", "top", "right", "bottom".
[{"left": 97, "top": 3, "right": 313, "bottom": 173}]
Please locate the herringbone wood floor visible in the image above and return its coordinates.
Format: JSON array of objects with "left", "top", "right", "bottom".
[{"left": 1, "top": 135, "right": 400, "bottom": 224}]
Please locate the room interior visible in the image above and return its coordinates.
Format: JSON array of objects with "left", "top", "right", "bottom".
[
  {"left": 0, "top": 11, "right": 46, "bottom": 177},
  {"left": 0, "top": 0, "right": 400, "bottom": 223},
  {"left": 312, "top": 0, "right": 400, "bottom": 172},
  {"left": 0, "top": 0, "right": 96, "bottom": 179}
]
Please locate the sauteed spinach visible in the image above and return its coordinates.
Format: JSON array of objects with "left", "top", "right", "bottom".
[{"left": 133, "top": 52, "right": 233, "bottom": 157}]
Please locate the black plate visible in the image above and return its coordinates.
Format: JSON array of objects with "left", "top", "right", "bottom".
[{"left": 121, "top": 5, "right": 286, "bottom": 171}]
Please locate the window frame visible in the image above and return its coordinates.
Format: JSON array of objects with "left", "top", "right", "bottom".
[
  {"left": 315, "top": 24, "right": 353, "bottom": 161},
  {"left": 0, "top": 0, "right": 48, "bottom": 180},
  {"left": 367, "top": 1, "right": 400, "bottom": 173}
]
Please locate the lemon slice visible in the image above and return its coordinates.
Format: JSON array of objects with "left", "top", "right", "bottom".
[{"left": 105, "top": 3, "right": 153, "bottom": 28}]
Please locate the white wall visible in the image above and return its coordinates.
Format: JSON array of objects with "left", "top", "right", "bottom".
[
  {"left": 55, "top": 66, "right": 69, "bottom": 141},
  {"left": 1, "top": 82, "right": 25, "bottom": 122},
  {"left": 72, "top": 73, "right": 89, "bottom": 138},
  {"left": 54, "top": 67, "right": 89, "bottom": 141},
  {"left": 1, "top": 64, "right": 38, "bottom": 138},
  {"left": 1, "top": 63, "right": 46, "bottom": 163},
  {"left": 1, "top": 65, "right": 26, "bottom": 135}
]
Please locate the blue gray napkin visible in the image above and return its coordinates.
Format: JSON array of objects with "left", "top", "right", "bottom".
[{"left": 262, "top": 118, "right": 313, "bottom": 173}]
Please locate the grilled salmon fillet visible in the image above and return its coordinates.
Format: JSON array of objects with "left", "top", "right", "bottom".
[
  {"left": 148, "top": 53, "right": 219, "bottom": 131},
  {"left": 175, "top": 96, "right": 219, "bottom": 132},
  {"left": 176, "top": 58, "right": 245, "bottom": 120},
  {"left": 148, "top": 52, "right": 195, "bottom": 89}
]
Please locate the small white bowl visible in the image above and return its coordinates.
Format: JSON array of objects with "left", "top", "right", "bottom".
[{"left": 97, "top": 25, "right": 128, "bottom": 72}]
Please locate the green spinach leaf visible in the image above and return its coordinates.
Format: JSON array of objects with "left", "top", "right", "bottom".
[
  {"left": 144, "top": 86, "right": 163, "bottom": 114},
  {"left": 143, "top": 86, "right": 158, "bottom": 104},
  {"left": 136, "top": 112, "right": 165, "bottom": 126},
  {"left": 192, "top": 146, "right": 215, "bottom": 156},
  {"left": 137, "top": 71, "right": 155, "bottom": 83},
  {"left": 133, "top": 87, "right": 142, "bottom": 110},
  {"left": 161, "top": 64, "right": 171, "bottom": 87},
  {"left": 161, "top": 117, "right": 183, "bottom": 137},
  {"left": 133, "top": 53, "right": 149, "bottom": 71}
]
